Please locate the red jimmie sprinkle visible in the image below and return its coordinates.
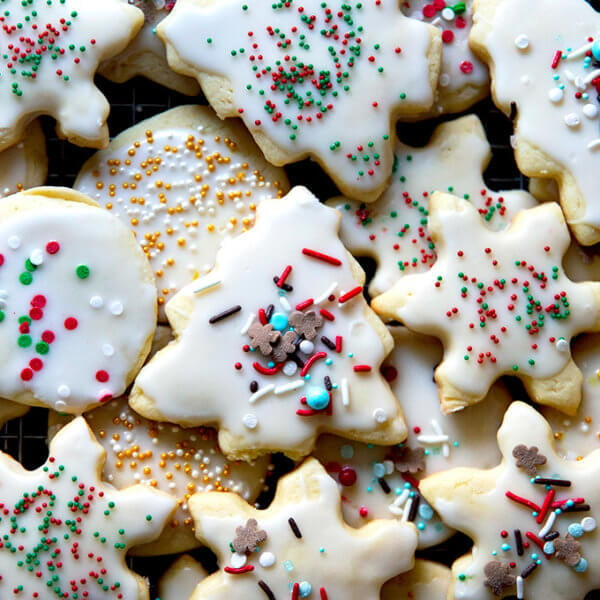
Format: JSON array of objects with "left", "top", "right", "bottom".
[
  {"left": 223, "top": 565, "right": 255, "bottom": 575},
  {"left": 302, "top": 248, "right": 342, "bottom": 266},
  {"left": 276, "top": 264, "right": 292, "bottom": 287},
  {"left": 552, "top": 50, "right": 562, "bottom": 69},
  {"left": 338, "top": 286, "right": 362, "bottom": 303},
  {"left": 299, "top": 351, "right": 327, "bottom": 377},
  {"left": 353, "top": 364, "right": 372, "bottom": 373}
]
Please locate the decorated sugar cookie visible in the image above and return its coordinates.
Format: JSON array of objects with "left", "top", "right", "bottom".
[
  {"left": 373, "top": 193, "right": 600, "bottom": 414},
  {"left": 421, "top": 401, "right": 600, "bottom": 600},
  {"left": 158, "top": 555, "right": 208, "bottom": 600},
  {"left": 75, "top": 105, "right": 289, "bottom": 321},
  {"left": 327, "top": 115, "right": 536, "bottom": 298},
  {"left": 401, "top": 0, "right": 489, "bottom": 116},
  {"left": 99, "top": 0, "right": 200, "bottom": 95},
  {"left": 0, "top": 416, "right": 175, "bottom": 600},
  {"left": 541, "top": 334, "right": 600, "bottom": 461},
  {"left": 157, "top": 0, "right": 442, "bottom": 202},
  {"left": 0, "top": 188, "right": 156, "bottom": 414},
  {"left": 470, "top": 0, "right": 600, "bottom": 246},
  {"left": 187, "top": 458, "right": 417, "bottom": 600},
  {"left": 0, "top": 0, "right": 144, "bottom": 151},
  {"left": 50, "top": 394, "right": 273, "bottom": 556},
  {"left": 382, "top": 559, "right": 451, "bottom": 600},
  {"left": 0, "top": 121, "right": 47, "bottom": 198},
  {"left": 313, "top": 326, "right": 511, "bottom": 547},
  {"left": 131, "top": 187, "right": 404, "bottom": 460}
]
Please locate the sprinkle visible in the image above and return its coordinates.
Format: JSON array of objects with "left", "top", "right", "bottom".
[
  {"left": 533, "top": 478, "right": 571, "bottom": 487},
  {"left": 320, "top": 336, "right": 336, "bottom": 350},
  {"left": 341, "top": 378, "right": 350, "bottom": 406},
  {"left": 249, "top": 384, "right": 275, "bottom": 404},
  {"left": 514, "top": 529, "right": 524, "bottom": 556},
  {"left": 302, "top": 248, "right": 342, "bottom": 266},
  {"left": 241, "top": 313, "right": 256, "bottom": 335},
  {"left": 353, "top": 364, "right": 372, "bottom": 373},
  {"left": 242, "top": 414, "right": 258, "bottom": 429},
  {"left": 299, "top": 352, "right": 327, "bottom": 377},
  {"left": 276, "top": 265, "right": 293, "bottom": 288},
  {"left": 274, "top": 380, "right": 305, "bottom": 395},
  {"left": 258, "top": 580, "right": 276, "bottom": 600},
  {"left": 209, "top": 305, "right": 242, "bottom": 324},
  {"left": 320, "top": 588, "right": 329, "bottom": 600},
  {"left": 505, "top": 491, "right": 541, "bottom": 513},
  {"left": 224, "top": 565, "right": 255, "bottom": 574},
  {"left": 536, "top": 489, "right": 555, "bottom": 524},
  {"left": 335, "top": 336, "right": 343, "bottom": 353},
  {"left": 292, "top": 582, "right": 300, "bottom": 600},
  {"left": 288, "top": 517, "right": 302, "bottom": 538},
  {"left": 520, "top": 561, "right": 538, "bottom": 579},
  {"left": 315, "top": 282, "right": 338, "bottom": 304},
  {"left": 373, "top": 408, "right": 388, "bottom": 423},
  {"left": 524, "top": 531, "right": 548, "bottom": 554},
  {"left": 416, "top": 434, "right": 450, "bottom": 444},
  {"left": 194, "top": 279, "right": 222, "bottom": 295},
  {"left": 280, "top": 295, "right": 292, "bottom": 311},
  {"left": 516, "top": 576, "right": 524, "bottom": 600},
  {"left": 319, "top": 308, "right": 335, "bottom": 321},
  {"left": 538, "top": 510, "right": 557, "bottom": 538},
  {"left": 253, "top": 362, "right": 284, "bottom": 375},
  {"left": 378, "top": 477, "right": 391, "bottom": 494},
  {"left": 338, "top": 286, "right": 363, "bottom": 304},
  {"left": 401, "top": 497, "right": 413, "bottom": 522}
]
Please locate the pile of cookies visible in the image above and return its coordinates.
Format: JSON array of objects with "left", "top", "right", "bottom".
[{"left": 0, "top": 0, "right": 600, "bottom": 598}]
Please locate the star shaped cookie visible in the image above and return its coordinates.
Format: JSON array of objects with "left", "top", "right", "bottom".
[
  {"left": 401, "top": 0, "right": 489, "bottom": 116},
  {"left": 373, "top": 192, "right": 600, "bottom": 414},
  {"left": 421, "top": 401, "right": 600, "bottom": 600},
  {"left": 313, "top": 326, "right": 510, "bottom": 548},
  {"left": 187, "top": 458, "right": 417, "bottom": 600},
  {"left": 131, "top": 186, "right": 405, "bottom": 460},
  {"left": 99, "top": 0, "right": 200, "bottom": 95},
  {"left": 0, "top": 0, "right": 144, "bottom": 151},
  {"left": 470, "top": 0, "right": 600, "bottom": 245},
  {"left": 0, "top": 416, "right": 175, "bottom": 599},
  {"left": 328, "top": 115, "right": 536, "bottom": 298},
  {"left": 157, "top": 0, "right": 442, "bottom": 201}
]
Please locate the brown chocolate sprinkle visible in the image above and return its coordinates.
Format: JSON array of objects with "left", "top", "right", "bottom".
[
  {"left": 250, "top": 381, "right": 259, "bottom": 393},
  {"left": 232, "top": 518, "right": 267, "bottom": 554},
  {"left": 544, "top": 531, "right": 559, "bottom": 541},
  {"left": 514, "top": 529, "right": 523, "bottom": 556},
  {"left": 378, "top": 477, "right": 391, "bottom": 494},
  {"left": 563, "top": 503, "right": 590, "bottom": 513},
  {"left": 520, "top": 561, "right": 538, "bottom": 579},
  {"left": 532, "top": 477, "right": 571, "bottom": 487},
  {"left": 288, "top": 517, "right": 302, "bottom": 539},
  {"left": 484, "top": 561, "right": 516, "bottom": 596},
  {"left": 512, "top": 444, "right": 547, "bottom": 476},
  {"left": 320, "top": 335, "right": 336, "bottom": 350},
  {"left": 273, "top": 275, "right": 293, "bottom": 292},
  {"left": 209, "top": 305, "right": 242, "bottom": 324},
  {"left": 324, "top": 376, "right": 332, "bottom": 391},
  {"left": 259, "top": 580, "right": 276, "bottom": 600},
  {"left": 408, "top": 492, "right": 420, "bottom": 521}
]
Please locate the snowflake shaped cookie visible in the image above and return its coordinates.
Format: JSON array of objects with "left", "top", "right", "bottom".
[
  {"left": 0, "top": 0, "right": 144, "bottom": 151},
  {"left": 0, "top": 188, "right": 157, "bottom": 414},
  {"left": 373, "top": 193, "right": 600, "bottom": 414},
  {"left": 131, "top": 186, "right": 404, "bottom": 460},
  {"left": 187, "top": 458, "right": 417, "bottom": 600},
  {"left": 328, "top": 115, "right": 536, "bottom": 298},
  {"left": 0, "top": 417, "right": 175, "bottom": 600},
  {"left": 471, "top": 0, "right": 600, "bottom": 245},
  {"left": 99, "top": 0, "right": 200, "bottom": 95},
  {"left": 313, "top": 326, "right": 510, "bottom": 548},
  {"left": 401, "top": 0, "right": 489, "bottom": 116},
  {"left": 0, "top": 121, "right": 47, "bottom": 198},
  {"left": 421, "top": 401, "right": 600, "bottom": 600},
  {"left": 75, "top": 105, "right": 288, "bottom": 321},
  {"left": 158, "top": 0, "right": 442, "bottom": 201}
]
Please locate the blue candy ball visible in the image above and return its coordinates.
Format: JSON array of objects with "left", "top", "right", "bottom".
[
  {"left": 270, "top": 312, "right": 289, "bottom": 331},
  {"left": 568, "top": 523, "right": 584, "bottom": 538},
  {"left": 299, "top": 581, "right": 312, "bottom": 597},
  {"left": 574, "top": 558, "right": 588, "bottom": 573},
  {"left": 592, "top": 40, "right": 600, "bottom": 61},
  {"left": 306, "top": 386, "right": 330, "bottom": 410}
]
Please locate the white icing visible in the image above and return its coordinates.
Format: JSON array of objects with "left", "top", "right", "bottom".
[
  {"left": 476, "top": 0, "right": 600, "bottom": 241},
  {"left": 373, "top": 195, "right": 599, "bottom": 406},
  {"left": 75, "top": 107, "right": 287, "bottom": 321},
  {"left": 132, "top": 187, "right": 403, "bottom": 458},
  {"left": 0, "top": 417, "right": 175, "bottom": 599},
  {"left": 401, "top": 0, "right": 489, "bottom": 114},
  {"left": 0, "top": 0, "right": 142, "bottom": 149},
  {"left": 0, "top": 194, "right": 156, "bottom": 413},
  {"left": 422, "top": 402, "right": 600, "bottom": 600},
  {"left": 159, "top": 0, "right": 439, "bottom": 198},
  {"left": 158, "top": 555, "right": 208, "bottom": 600},
  {"left": 189, "top": 458, "right": 417, "bottom": 598},
  {"left": 328, "top": 115, "right": 536, "bottom": 298}
]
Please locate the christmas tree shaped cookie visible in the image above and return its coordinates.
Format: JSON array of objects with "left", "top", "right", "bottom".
[
  {"left": 373, "top": 193, "right": 600, "bottom": 414},
  {"left": 157, "top": 0, "right": 442, "bottom": 201},
  {"left": 131, "top": 187, "right": 404, "bottom": 460},
  {"left": 75, "top": 106, "right": 289, "bottom": 321},
  {"left": 0, "top": 188, "right": 157, "bottom": 414},
  {"left": 421, "top": 401, "right": 600, "bottom": 600},
  {"left": 470, "top": 0, "right": 600, "bottom": 246},
  {"left": 328, "top": 115, "right": 536, "bottom": 298},
  {"left": 0, "top": 417, "right": 175, "bottom": 600},
  {"left": 186, "top": 458, "right": 417, "bottom": 600},
  {"left": 313, "top": 326, "right": 511, "bottom": 547},
  {"left": 0, "top": 0, "right": 144, "bottom": 151},
  {"left": 99, "top": 0, "right": 200, "bottom": 95}
]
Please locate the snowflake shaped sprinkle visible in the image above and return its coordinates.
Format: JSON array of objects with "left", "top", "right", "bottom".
[
  {"left": 187, "top": 458, "right": 418, "bottom": 599},
  {"left": 0, "top": 0, "right": 144, "bottom": 151},
  {"left": 131, "top": 187, "right": 404, "bottom": 460},
  {"left": 157, "top": 0, "right": 442, "bottom": 201},
  {"left": 421, "top": 402, "right": 600, "bottom": 600},
  {"left": 0, "top": 417, "right": 175, "bottom": 599},
  {"left": 328, "top": 115, "right": 536, "bottom": 297},
  {"left": 471, "top": 0, "right": 600, "bottom": 245},
  {"left": 373, "top": 193, "right": 600, "bottom": 414}
]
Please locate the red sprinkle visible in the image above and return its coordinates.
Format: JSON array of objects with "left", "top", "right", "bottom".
[
  {"left": 551, "top": 50, "right": 562, "bottom": 69},
  {"left": 46, "top": 241, "right": 60, "bottom": 255},
  {"left": 295, "top": 298, "right": 314, "bottom": 311},
  {"left": 505, "top": 491, "right": 541, "bottom": 513},
  {"left": 64, "top": 317, "right": 78, "bottom": 331},
  {"left": 224, "top": 565, "right": 255, "bottom": 575},
  {"left": 253, "top": 362, "right": 284, "bottom": 376},
  {"left": 95, "top": 370, "right": 109, "bottom": 383},
  {"left": 338, "top": 286, "right": 363, "bottom": 304},
  {"left": 302, "top": 248, "right": 342, "bottom": 266},
  {"left": 536, "top": 489, "right": 555, "bottom": 524},
  {"left": 276, "top": 265, "right": 293, "bottom": 287},
  {"left": 319, "top": 309, "right": 335, "bottom": 321},
  {"left": 300, "top": 352, "right": 327, "bottom": 377},
  {"left": 353, "top": 365, "right": 372, "bottom": 373}
]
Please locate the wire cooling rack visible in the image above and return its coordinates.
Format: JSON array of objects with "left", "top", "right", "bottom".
[{"left": 0, "top": 73, "right": 534, "bottom": 594}]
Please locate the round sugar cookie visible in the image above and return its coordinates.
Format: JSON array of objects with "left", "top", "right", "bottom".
[
  {"left": 382, "top": 559, "right": 451, "bottom": 600},
  {"left": 313, "top": 326, "right": 511, "bottom": 548},
  {"left": 0, "top": 121, "right": 47, "bottom": 198},
  {"left": 158, "top": 555, "right": 208, "bottom": 600},
  {"left": 99, "top": 0, "right": 200, "bottom": 95},
  {"left": 0, "top": 187, "right": 157, "bottom": 414},
  {"left": 75, "top": 105, "right": 289, "bottom": 321}
]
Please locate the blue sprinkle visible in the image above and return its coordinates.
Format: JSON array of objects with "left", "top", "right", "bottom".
[
  {"left": 574, "top": 558, "right": 588, "bottom": 573},
  {"left": 270, "top": 312, "right": 289, "bottom": 331},
  {"left": 299, "top": 581, "right": 312, "bottom": 597},
  {"left": 568, "top": 523, "right": 584, "bottom": 538},
  {"left": 418, "top": 504, "right": 434, "bottom": 520}
]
